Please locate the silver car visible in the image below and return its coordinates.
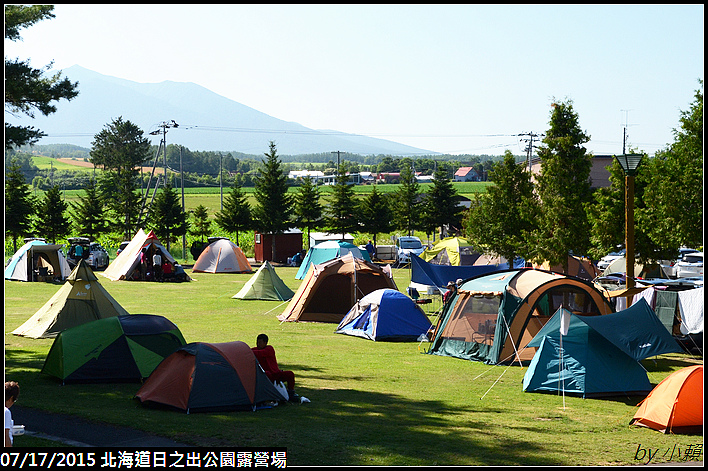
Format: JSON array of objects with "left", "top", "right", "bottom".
[
  {"left": 87, "top": 243, "right": 110, "bottom": 270},
  {"left": 675, "top": 252, "right": 703, "bottom": 279}
]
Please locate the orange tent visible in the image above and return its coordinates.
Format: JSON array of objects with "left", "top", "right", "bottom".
[{"left": 630, "top": 365, "right": 703, "bottom": 434}]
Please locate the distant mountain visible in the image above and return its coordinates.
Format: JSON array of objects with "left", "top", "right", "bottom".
[{"left": 7, "top": 65, "right": 436, "bottom": 156}]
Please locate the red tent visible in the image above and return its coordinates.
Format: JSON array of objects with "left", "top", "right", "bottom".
[{"left": 135, "top": 341, "right": 286, "bottom": 413}]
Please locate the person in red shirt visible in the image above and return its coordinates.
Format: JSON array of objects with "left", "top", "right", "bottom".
[{"left": 252, "top": 334, "right": 298, "bottom": 402}]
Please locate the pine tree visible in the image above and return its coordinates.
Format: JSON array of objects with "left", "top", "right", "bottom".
[
  {"left": 214, "top": 182, "right": 251, "bottom": 246},
  {"left": 70, "top": 178, "right": 108, "bottom": 241},
  {"left": 150, "top": 182, "right": 188, "bottom": 251},
  {"left": 463, "top": 150, "right": 536, "bottom": 266},
  {"left": 190, "top": 205, "right": 212, "bottom": 243},
  {"left": 34, "top": 185, "right": 71, "bottom": 243},
  {"left": 252, "top": 141, "right": 292, "bottom": 260},
  {"left": 5, "top": 158, "right": 36, "bottom": 252},
  {"left": 531, "top": 99, "right": 593, "bottom": 271},
  {"left": 326, "top": 164, "right": 359, "bottom": 239},
  {"left": 392, "top": 164, "right": 421, "bottom": 236},
  {"left": 359, "top": 184, "right": 393, "bottom": 249},
  {"left": 293, "top": 177, "right": 323, "bottom": 249},
  {"left": 421, "top": 164, "right": 462, "bottom": 239}
]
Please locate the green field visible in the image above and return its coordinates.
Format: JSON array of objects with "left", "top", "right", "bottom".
[{"left": 3, "top": 267, "right": 702, "bottom": 465}]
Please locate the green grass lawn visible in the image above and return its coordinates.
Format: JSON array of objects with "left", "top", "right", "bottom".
[{"left": 3, "top": 267, "right": 703, "bottom": 465}]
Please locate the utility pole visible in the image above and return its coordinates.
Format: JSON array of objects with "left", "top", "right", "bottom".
[
  {"left": 149, "top": 120, "right": 179, "bottom": 188},
  {"left": 620, "top": 109, "right": 635, "bottom": 154},
  {"left": 518, "top": 132, "right": 543, "bottom": 171},
  {"left": 181, "top": 145, "right": 186, "bottom": 261},
  {"left": 331, "top": 150, "right": 343, "bottom": 172}
]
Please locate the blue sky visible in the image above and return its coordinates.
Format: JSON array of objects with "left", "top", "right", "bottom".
[{"left": 5, "top": 4, "right": 704, "bottom": 155}]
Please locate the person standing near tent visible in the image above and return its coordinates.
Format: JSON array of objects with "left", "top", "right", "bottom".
[
  {"left": 366, "top": 240, "right": 376, "bottom": 259},
  {"left": 251, "top": 334, "right": 299, "bottom": 402},
  {"left": 152, "top": 251, "right": 162, "bottom": 281},
  {"left": 5, "top": 381, "right": 19, "bottom": 447}
]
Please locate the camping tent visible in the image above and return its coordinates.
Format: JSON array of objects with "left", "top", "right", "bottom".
[
  {"left": 279, "top": 253, "right": 397, "bottom": 323},
  {"left": 41, "top": 314, "right": 186, "bottom": 384},
  {"left": 532, "top": 255, "right": 600, "bottom": 281},
  {"left": 522, "top": 300, "right": 683, "bottom": 397},
  {"left": 102, "top": 229, "right": 183, "bottom": 281},
  {"left": 233, "top": 261, "right": 294, "bottom": 301},
  {"left": 192, "top": 237, "right": 252, "bottom": 273},
  {"left": 296, "top": 240, "right": 371, "bottom": 279},
  {"left": 5, "top": 239, "right": 71, "bottom": 282},
  {"left": 335, "top": 288, "right": 432, "bottom": 341},
  {"left": 410, "top": 254, "right": 501, "bottom": 292},
  {"left": 135, "top": 341, "right": 286, "bottom": 413},
  {"left": 12, "top": 260, "right": 130, "bottom": 339},
  {"left": 428, "top": 269, "right": 614, "bottom": 364},
  {"left": 630, "top": 365, "right": 703, "bottom": 434},
  {"left": 420, "top": 237, "right": 479, "bottom": 266},
  {"left": 603, "top": 256, "right": 669, "bottom": 279}
]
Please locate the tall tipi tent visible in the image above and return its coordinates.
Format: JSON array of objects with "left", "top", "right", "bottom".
[
  {"left": 102, "top": 229, "right": 178, "bottom": 281},
  {"left": 41, "top": 314, "right": 186, "bottom": 384},
  {"left": 12, "top": 260, "right": 130, "bottom": 339},
  {"left": 630, "top": 365, "right": 703, "bottom": 434},
  {"left": 233, "top": 261, "right": 294, "bottom": 301},
  {"left": 5, "top": 239, "right": 71, "bottom": 282},
  {"left": 193, "top": 237, "right": 252, "bottom": 273},
  {"left": 135, "top": 341, "right": 286, "bottom": 413},
  {"left": 280, "top": 253, "right": 397, "bottom": 323},
  {"left": 296, "top": 240, "right": 371, "bottom": 279},
  {"left": 335, "top": 288, "right": 432, "bottom": 341}
]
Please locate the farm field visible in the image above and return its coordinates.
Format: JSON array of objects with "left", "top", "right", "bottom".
[{"left": 3, "top": 266, "right": 703, "bottom": 466}]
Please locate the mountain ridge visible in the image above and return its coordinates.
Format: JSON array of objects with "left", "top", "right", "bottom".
[{"left": 8, "top": 65, "right": 436, "bottom": 156}]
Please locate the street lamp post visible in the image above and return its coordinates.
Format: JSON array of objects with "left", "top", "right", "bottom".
[{"left": 614, "top": 153, "right": 643, "bottom": 299}]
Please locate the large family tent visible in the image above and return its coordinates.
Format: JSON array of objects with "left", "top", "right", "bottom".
[
  {"left": 522, "top": 300, "right": 683, "bottom": 397},
  {"left": 5, "top": 239, "right": 71, "bottom": 282},
  {"left": 135, "top": 341, "right": 286, "bottom": 413},
  {"left": 428, "top": 269, "right": 614, "bottom": 365},
  {"left": 630, "top": 365, "right": 703, "bottom": 434},
  {"left": 279, "top": 253, "right": 397, "bottom": 323},
  {"left": 296, "top": 240, "right": 371, "bottom": 279},
  {"left": 12, "top": 260, "right": 130, "bottom": 339},
  {"left": 410, "top": 254, "right": 501, "bottom": 292},
  {"left": 41, "top": 314, "right": 186, "bottom": 384},
  {"left": 420, "top": 237, "right": 478, "bottom": 266},
  {"left": 102, "top": 229, "right": 181, "bottom": 281},
  {"left": 233, "top": 261, "right": 294, "bottom": 301},
  {"left": 192, "top": 237, "right": 252, "bottom": 273},
  {"left": 532, "top": 255, "right": 600, "bottom": 281},
  {"left": 335, "top": 288, "right": 433, "bottom": 341}
]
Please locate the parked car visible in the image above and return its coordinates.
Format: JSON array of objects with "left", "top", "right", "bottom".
[
  {"left": 659, "top": 248, "right": 699, "bottom": 278},
  {"left": 395, "top": 236, "right": 425, "bottom": 265},
  {"left": 675, "top": 252, "right": 703, "bottom": 279},
  {"left": 597, "top": 249, "right": 625, "bottom": 271},
  {"left": 66, "top": 237, "right": 91, "bottom": 268},
  {"left": 87, "top": 243, "right": 110, "bottom": 270}
]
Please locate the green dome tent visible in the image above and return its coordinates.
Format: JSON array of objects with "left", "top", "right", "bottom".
[
  {"left": 233, "top": 261, "right": 294, "bottom": 301},
  {"left": 41, "top": 314, "right": 186, "bottom": 384}
]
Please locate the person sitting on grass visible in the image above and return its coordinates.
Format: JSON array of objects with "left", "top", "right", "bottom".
[
  {"left": 5, "top": 381, "right": 19, "bottom": 447},
  {"left": 251, "top": 334, "right": 299, "bottom": 402}
]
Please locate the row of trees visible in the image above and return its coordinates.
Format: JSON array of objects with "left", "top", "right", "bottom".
[{"left": 465, "top": 86, "right": 703, "bottom": 271}]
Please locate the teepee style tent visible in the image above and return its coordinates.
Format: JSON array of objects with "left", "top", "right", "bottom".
[
  {"left": 335, "top": 289, "right": 432, "bottom": 341},
  {"left": 12, "top": 260, "right": 130, "bottom": 339},
  {"left": 41, "top": 314, "right": 186, "bottom": 384},
  {"left": 522, "top": 300, "right": 683, "bottom": 397},
  {"left": 279, "top": 253, "right": 398, "bottom": 323},
  {"left": 233, "top": 261, "right": 294, "bottom": 301},
  {"left": 135, "top": 341, "right": 286, "bottom": 413},
  {"left": 192, "top": 237, "right": 252, "bottom": 273},
  {"left": 5, "top": 239, "right": 71, "bottom": 282},
  {"left": 630, "top": 365, "right": 703, "bottom": 434},
  {"left": 102, "top": 229, "right": 179, "bottom": 281},
  {"left": 420, "top": 237, "right": 479, "bottom": 266},
  {"left": 428, "top": 269, "right": 615, "bottom": 365},
  {"left": 296, "top": 240, "right": 371, "bottom": 279}
]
